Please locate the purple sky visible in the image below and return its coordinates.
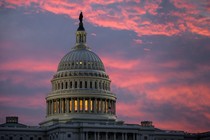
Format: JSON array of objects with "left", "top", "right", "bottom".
[{"left": 0, "top": 0, "right": 210, "bottom": 133}]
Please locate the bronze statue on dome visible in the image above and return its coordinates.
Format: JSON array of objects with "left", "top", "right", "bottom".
[{"left": 79, "top": 12, "right": 83, "bottom": 23}]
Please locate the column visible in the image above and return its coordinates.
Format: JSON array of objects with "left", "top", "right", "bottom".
[
  {"left": 51, "top": 100, "right": 54, "bottom": 114},
  {"left": 108, "top": 100, "right": 111, "bottom": 114},
  {"left": 60, "top": 98, "right": 62, "bottom": 113},
  {"left": 97, "top": 132, "right": 100, "bottom": 140},
  {"left": 133, "top": 133, "right": 135, "bottom": 140},
  {"left": 114, "top": 101, "right": 116, "bottom": 115},
  {"left": 46, "top": 101, "right": 49, "bottom": 115},
  {"left": 122, "top": 133, "right": 124, "bottom": 140},
  {"left": 136, "top": 134, "right": 139, "bottom": 140},
  {"left": 100, "top": 100, "right": 103, "bottom": 113},
  {"left": 80, "top": 132, "right": 85, "bottom": 140},
  {"left": 105, "top": 132, "right": 108, "bottom": 140},
  {"left": 125, "top": 133, "right": 127, "bottom": 140},
  {"left": 85, "top": 132, "right": 88, "bottom": 140},
  {"left": 73, "top": 80, "right": 75, "bottom": 89},
  {"left": 94, "top": 132, "right": 96, "bottom": 140},
  {"left": 66, "top": 98, "right": 69, "bottom": 113},
  {"left": 83, "top": 98, "right": 85, "bottom": 113},
  {"left": 114, "top": 133, "right": 116, "bottom": 140},
  {"left": 57, "top": 100, "right": 59, "bottom": 114}
]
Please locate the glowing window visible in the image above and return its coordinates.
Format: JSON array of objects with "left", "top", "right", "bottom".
[
  {"left": 79, "top": 61, "right": 83, "bottom": 64},
  {"left": 85, "top": 100, "right": 88, "bottom": 111},
  {"left": 61, "top": 99, "right": 64, "bottom": 113},
  {"left": 90, "top": 100, "right": 93, "bottom": 111},
  {"left": 69, "top": 100, "right": 72, "bottom": 112},
  {"left": 80, "top": 99, "right": 83, "bottom": 111},
  {"left": 75, "top": 100, "right": 78, "bottom": 111}
]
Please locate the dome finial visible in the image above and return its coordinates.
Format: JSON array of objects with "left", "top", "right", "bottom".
[
  {"left": 79, "top": 12, "right": 83, "bottom": 23},
  {"left": 77, "top": 12, "right": 85, "bottom": 31}
]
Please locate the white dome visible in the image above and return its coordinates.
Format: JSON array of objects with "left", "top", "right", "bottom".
[{"left": 58, "top": 47, "right": 105, "bottom": 71}]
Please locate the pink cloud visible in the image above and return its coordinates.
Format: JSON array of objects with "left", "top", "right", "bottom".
[
  {"left": 0, "top": 94, "right": 45, "bottom": 109},
  {"left": 4, "top": 0, "right": 210, "bottom": 37},
  {"left": 0, "top": 59, "right": 56, "bottom": 72}
]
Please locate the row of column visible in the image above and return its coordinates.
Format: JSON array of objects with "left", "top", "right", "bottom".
[
  {"left": 52, "top": 79, "right": 110, "bottom": 91},
  {"left": 82, "top": 132, "right": 138, "bottom": 140},
  {"left": 46, "top": 97, "right": 116, "bottom": 116}
]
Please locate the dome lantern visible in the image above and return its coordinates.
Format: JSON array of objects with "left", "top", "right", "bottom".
[{"left": 74, "top": 12, "right": 88, "bottom": 50}]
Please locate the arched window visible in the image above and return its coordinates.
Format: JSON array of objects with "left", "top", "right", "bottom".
[
  {"left": 95, "top": 81, "right": 97, "bottom": 89},
  {"left": 70, "top": 81, "right": 72, "bottom": 88},
  {"left": 80, "top": 81, "right": 82, "bottom": 88},
  {"left": 61, "top": 82, "right": 64, "bottom": 89},
  {"left": 90, "top": 81, "right": 92, "bottom": 88}
]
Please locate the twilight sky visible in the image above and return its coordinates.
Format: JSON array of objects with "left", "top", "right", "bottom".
[{"left": 0, "top": 0, "right": 210, "bottom": 133}]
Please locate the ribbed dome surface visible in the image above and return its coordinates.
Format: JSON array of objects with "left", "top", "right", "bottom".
[{"left": 57, "top": 48, "right": 105, "bottom": 71}]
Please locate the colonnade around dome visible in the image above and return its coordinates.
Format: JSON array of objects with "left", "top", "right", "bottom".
[{"left": 46, "top": 97, "right": 116, "bottom": 116}]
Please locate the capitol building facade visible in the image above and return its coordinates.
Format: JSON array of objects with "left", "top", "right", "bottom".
[{"left": 0, "top": 13, "right": 209, "bottom": 140}]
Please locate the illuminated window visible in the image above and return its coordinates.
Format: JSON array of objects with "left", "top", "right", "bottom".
[
  {"left": 90, "top": 100, "right": 93, "bottom": 111},
  {"left": 62, "top": 99, "right": 64, "bottom": 113},
  {"left": 95, "top": 100, "right": 98, "bottom": 111},
  {"left": 80, "top": 99, "right": 83, "bottom": 111},
  {"left": 69, "top": 100, "right": 72, "bottom": 112},
  {"left": 75, "top": 100, "right": 78, "bottom": 111},
  {"left": 85, "top": 100, "right": 88, "bottom": 111},
  {"left": 57, "top": 101, "right": 60, "bottom": 113},
  {"left": 79, "top": 61, "right": 83, "bottom": 64}
]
